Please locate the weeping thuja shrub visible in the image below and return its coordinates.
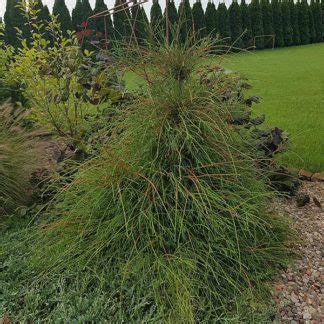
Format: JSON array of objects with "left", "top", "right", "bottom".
[
  {"left": 22, "top": 40, "right": 291, "bottom": 321},
  {"left": 0, "top": 103, "right": 41, "bottom": 216}
]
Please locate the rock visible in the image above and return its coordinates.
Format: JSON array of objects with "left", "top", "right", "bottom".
[
  {"left": 296, "top": 193, "right": 311, "bottom": 207},
  {"left": 311, "top": 172, "right": 324, "bottom": 182},
  {"left": 299, "top": 169, "right": 313, "bottom": 181},
  {"left": 303, "top": 312, "right": 312, "bottom": 320}
]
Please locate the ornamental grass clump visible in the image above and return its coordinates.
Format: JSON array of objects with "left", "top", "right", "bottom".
[
  {"left": 0, "top": 103, "right": 40, "bottom": 216},
  {"left": 11, "top": 40, "right": 291, "bottom": 321}
]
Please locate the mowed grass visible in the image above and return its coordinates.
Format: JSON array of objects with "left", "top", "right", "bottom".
[{"left": 222, "top": 43, "right": 324, "bottom": 172}]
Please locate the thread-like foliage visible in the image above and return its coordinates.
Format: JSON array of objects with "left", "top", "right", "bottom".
[{"left": 1, "top": 40, "right": 292, "bottom": 322}]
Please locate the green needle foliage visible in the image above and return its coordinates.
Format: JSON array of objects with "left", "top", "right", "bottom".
[
  {"left": 240, "top": 0, "right": 252, "bottom": 48},
  {"left": 298, "top": 0, "right": 310, "bottom": 44},
  {"left": 311, "top": 0, "right": 323, "bottom": 42},
  {"left": 249, "top": 0, "right": 264, "bottom": 49},
  {"left": 3, "top": 39, "right": 292, "bottom": 321},
  {"left": 192, "top": 0, "right": 206, "bottom": 39},
  {"left": 228, "top": 0, "right": 243, "bottom": 49},
  {"left": 289, "top": 0, "right": 300, "bottom": 45},
  {"left": 281, "top": 0, "right": 293, "bottom": 46},
  {"left": 308, "top": 1, "right": 316, "bottom": 42},
  {"left": 205, "top": 1, "right": 217, "bottom": 38},
  {"left": 272, "top": 0, "right": 284, "bottom": 47},
  {"left": 178, "top": 0, "right": 193, "bottom": 44},
  {"left": 164, "top": 0, "right": 178, "bottom": 43},
  {"left": 261, "top": 0, "right": 274, "bottom": 48},
  {"left": 72, "top": 0, "right": 83, "bottom": 30},
  {"left": 150, "top": 0, "right": 163, "bottom": 42},
  {"left": 217, "top": 3, "right": 231, "bottom": 44},
  {"left": 53, "top": 0, "right": 72, "bottom": 35}
]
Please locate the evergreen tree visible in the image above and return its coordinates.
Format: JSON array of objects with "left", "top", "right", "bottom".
[
  {"left": 80, "top": 0, "right": 93, "bottom": 29},
  {"left": 240, "top": 0, "right": 252, "bottom": 48},
  {"left": 312, "top": 0, "right": 322, "bottom": 42},
  {"left": 281, "top": 0, "right": 293, "bottom": 46},
  {"left": 72, "top": 0, "right": 83, "bottom": 30},
  {"left": 322, "top": 0, "right": 324, "bottom": 41},
  {"left": 53, "top": 0, "right": 72, "bottom": 34},
  {"left": 92, "top": 0, "right": 113, "bottom": 42},
  {"left": 261, "top": 0, "right": 274, "bottom": 48},
  {"left": 205, "top": 1, "right": 217, "bottom": 38},
  {"left": 164, "top": 0, "right": 178, "bottom": 42},
  {"left": 217, "top": 3, "right": 230, "bottom": 43},
  {"left": 289, "top": 0, "right": 300, "bottom": 45},
  {"left": 298, "top": 0, "right": 310, "bottom": 44},
  {"left": 178, "top": 0, "right": 192, "bottom": 44},
  {"left": 150, "top": 0, "right": 163, "bottom": 38},
  {"left": 272, "top": 0, "right": 284, "bottom": 47},
  {"left": 113, "top": 0, "right": 132, "bottom": 41},
  {"left": 192, "top": 0, "right": 206, "bottom": 39},
  {"left": 308, "top": 0, "right": 316, "bottom": 42},
  {"left": 4, "top": 0, "right": 28, "bottom": 46},
  {"left": 228, "top": 1, "right": 243, "bottom": 48},
  {"left": 249, "top": 0, "right": 264, "bottom": 49}
]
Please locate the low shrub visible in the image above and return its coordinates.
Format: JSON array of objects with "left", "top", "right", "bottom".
[{"left": 0, "top": 39, "right": 293, "bottom": 322}]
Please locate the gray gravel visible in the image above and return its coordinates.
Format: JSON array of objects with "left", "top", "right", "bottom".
[{"left": 272, "top": 181, "right": 323, "bottom": 323}]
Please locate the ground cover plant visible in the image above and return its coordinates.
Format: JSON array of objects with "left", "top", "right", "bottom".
[
  {"left": 224, "top": 43, "right": 324, "bottom": 172},
  {"left": 0, "top": 34, "right": 294, "bottom": 321}
]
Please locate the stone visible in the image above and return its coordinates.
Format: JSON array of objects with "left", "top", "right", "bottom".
[
  {"left": 299, "top": 169, "right": 313, "bottom": 180},
  {"left": 311, "top": 172, "right": 324, "bottom": 182}
]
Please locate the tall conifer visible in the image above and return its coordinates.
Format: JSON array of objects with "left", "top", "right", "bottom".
[
  {"left": 151, "top": 0, "right": 163, "bottom": 38},
  {"left": 113, "top": 0, "right": 131, "bottom": 41},
  {"left": 298, "top": 0, "right": 310, "bottom": 44},
  {"left": 289, "top": 0, "right": 300, "bottom": 45},
  {"left": 249, "top": 0, "right": 264, "bottom": 49},
  {"left": 228, "top": 1, "right": 243, "bottom": 48},
  {"left": 240, "top": 0, "right": 252, "bottom": 48},
  {"left": 281, "top": 0, "right": 293, "bottom": 46},
  {"left": 312, "top": 0, "right": 322, "bottom": 42},
  {"left": 164, "top": 0, "right": 178, "bottom": 42},
  {"left": 4, "top": 0, "right": 28, "bottom": 46},
  {"left": 53, "top": 0, "right": 72, "bottom": 34},
  {"left": 308, "top": 0, "right": 316, "bottom": 42},
  {"left": 178, "top": 0, "right": 192, "bottom": 44},
  {"left": 192, "top": 0, "right": 206, "bottom": 39},
  {"left": 205, "top": 1, "right": 217, "bottom": 38},
  {"left": 272, "top": 0, "right": 284, "bottom": 47},
  {"left": 217, "top": 3, "right": 230, "bottom": 42},
  {"left": 261, "top": 0, "right": 274, "bottom": 48},
  {"left": 72, "top": 0, "right": 83, "bottom": 30}
]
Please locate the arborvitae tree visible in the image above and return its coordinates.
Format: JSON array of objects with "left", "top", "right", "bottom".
[
  {"left": 217, "top": 3, "right": 231, "bottom": 43},
  {"left": 53, "top": 0, "right": 72, "bottom": 34},
  {"left": 289, "top": 0, "right": 300, "bottom": 45},
  {"left": 322, "top": 0, "right": 324, "bottom": 41},
  {"left": 228, "top": 1, "right": 243, "bottom": 48},
  {"left": 281, "top": 0, "right": 293, "bottom": 46},
  {"left": 150, "top": 0, "right": 163, "bottom": 39},
  {"left": 72, "top": 0, "right": 83, "bottom": 30},
  {"left": 192, "top": 0, "right": 206, "bottom": 39},
  {"left": 4, "top": 0, "right": 28, "bottom": 47},
  {"left": 205, "top": 1, "right": 217, "bottom": 38},
  {"left": 272, "top": 0, "right": 284, "bottom": 47},
  {"left": 249, "top": 0, "right": 264, "bottom": 49},
  {"left": 261, "top": 0, "right": 274, "bottom": 48},
  {"left": 298, "top": 0, "right": 310, "bottom": 44},
  {"left": 80, "top": 0, "right": 93, "bottom": 23},
  {"left": 92, "top": 0, "right": 113, "bottom": 42},
  {"left": 178, "top": 0, "right": 192, "bottom": 44},
  {"left": 312, "top": 0, "right": 323, "bottom": 42},
  {"left": 308, "top": 0, "right": 316, "bottom": 42},
  {"left": 240, "top": 0, "right": 252, "bottom": 48},
  {"left": 164, "top": 0, "right": 178, "bottom": 42},
  {"left": 113, "top": 0, "right": 132, "bottom": 41}
]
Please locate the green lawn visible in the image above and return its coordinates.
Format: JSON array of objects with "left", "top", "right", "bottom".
[{"left": 223, "top": 43, "right": 324, "bottom": 172}]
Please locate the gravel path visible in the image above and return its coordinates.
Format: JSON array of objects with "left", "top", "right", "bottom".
[{"left": 272, "top": 181, "right": 323, "bottom": 323}]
